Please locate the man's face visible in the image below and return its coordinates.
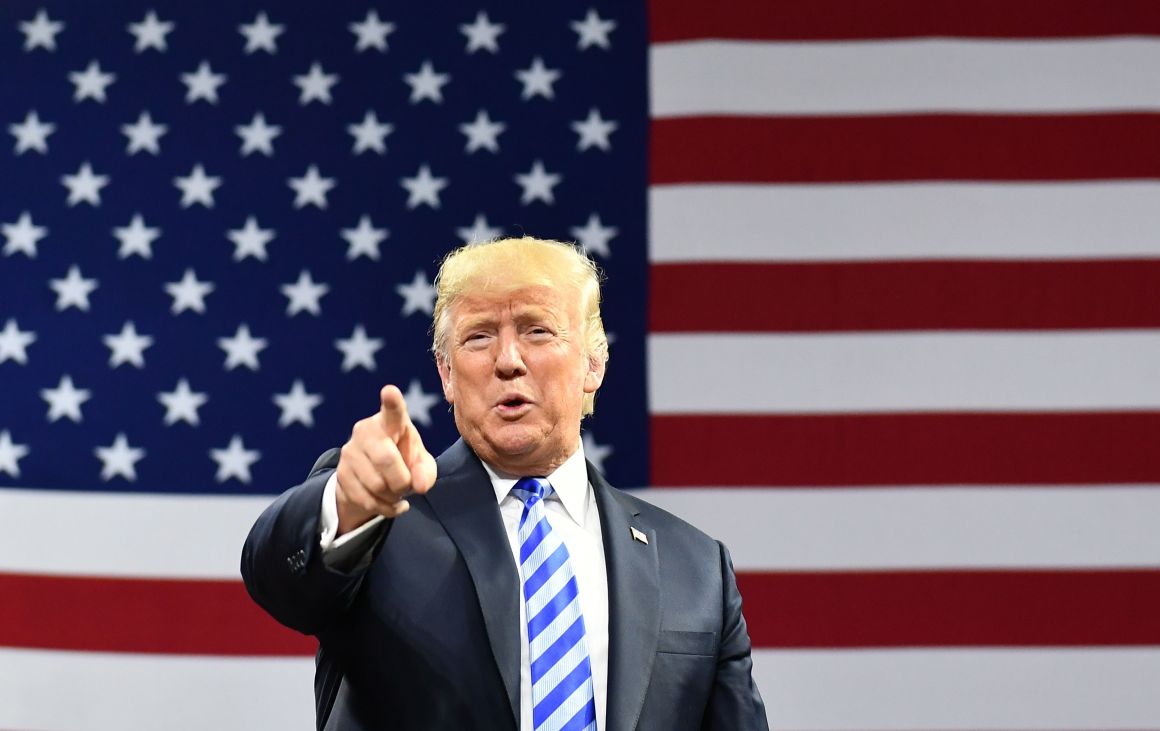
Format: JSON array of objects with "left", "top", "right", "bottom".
[{"left": 437, "top": 284, "right": 604, "bottom": 476}]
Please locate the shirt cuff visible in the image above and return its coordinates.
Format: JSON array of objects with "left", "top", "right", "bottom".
[{"left": 319, "top": 472, "right": 386, "bottom": 570}]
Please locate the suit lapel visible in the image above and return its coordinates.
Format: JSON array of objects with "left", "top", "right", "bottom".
[
  {"left": 591, "top": 465, "right": 660, "bottom": 731},
  {"left": 425, "top": 440, "right": 521, "bottom": 726}
]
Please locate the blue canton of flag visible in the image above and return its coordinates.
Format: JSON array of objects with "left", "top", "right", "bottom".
[{"left": 0, "top": 1, "right": 649, "bottom": 497}]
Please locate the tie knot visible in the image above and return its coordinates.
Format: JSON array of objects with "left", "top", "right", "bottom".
[{"left": 511, "top": 476, "right": 553, "bottom": 506}]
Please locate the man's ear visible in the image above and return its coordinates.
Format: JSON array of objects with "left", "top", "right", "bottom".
[
  {"left": 582, "top": 353, "right": 606, "bottom": 394},
  {"left": 436, "top": 353, "right": 454, "bottom": 404}
]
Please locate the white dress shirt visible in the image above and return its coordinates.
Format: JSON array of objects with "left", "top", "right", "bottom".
[{"left": 319, "top": 445, "right": 609, "bottom": 731}]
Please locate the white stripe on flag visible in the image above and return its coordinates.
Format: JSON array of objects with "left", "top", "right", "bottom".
[
  {"left": 0, "top": 487, "right": 274, "bottom": 579},
  {"left": 752, "top": 647, "right": 1160, "bottom": 730},
  {"left": 0, "top": 647, "right": 314, "bottom": 731},
  {"left": 649, "top": 331, "right": 1160, "bottom": 413},
  {"left": 649, "top": 182, "right": 1160, "bottom": 262},
  {"left": 4, "top": 486, "right": 1159, "bottom": 576},
  {"left": 638, "top": 486, "right": 1160, "bottom": 571},
  {"left": 650, "top": 39, "right": 1160, "bottom": 116}
]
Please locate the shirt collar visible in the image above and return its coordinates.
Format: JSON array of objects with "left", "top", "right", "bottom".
[{"left": 483, "top": 442, "right": 590, "bottom": 528}]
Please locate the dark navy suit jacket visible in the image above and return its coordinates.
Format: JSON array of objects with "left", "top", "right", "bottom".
[{"left": 241, "top": 439, "right": 768, "bottom": 730}]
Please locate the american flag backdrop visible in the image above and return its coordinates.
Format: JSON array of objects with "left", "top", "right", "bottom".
[{"left": 2, "top": 1, "right": 1160, "bottom": 729}]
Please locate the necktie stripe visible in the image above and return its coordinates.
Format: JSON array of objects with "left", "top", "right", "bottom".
[
  {"left": 533, "top": 658, "right": 594, "bottom": 728},
  {"left": 558, "top": 702, "right": 598, "bottom": 731},
  {"left": 530, "top": 593, "right": 583, "bottom": 657},
  {"left": 530, "top": 614, "right": 586, "bottom": 678},
  {"left": 513, "top": 477, "right": 597, "bottom": 731},
  {"left": 545, "top": 680, "right": 597, "bottom": 731},
  {"left": 520, "top": 515, "right": 552, "bottom": 563},
  {"left": 524, "top": 542, "right": 569, "bottom": 598},
  {"left": 527, "top": 572, "right": 579, "bottom": 633},
  {"left": 521, "top": 520, "right": 562, "bottom": 574}
]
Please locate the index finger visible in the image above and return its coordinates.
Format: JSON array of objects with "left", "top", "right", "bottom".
[{"left": 378, "top": 384, "right": 411, "bottom": 442}]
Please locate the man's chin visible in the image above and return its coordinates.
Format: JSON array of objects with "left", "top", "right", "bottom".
[{"left": 472, "top": 425, "right": 565, "bottom": 474}]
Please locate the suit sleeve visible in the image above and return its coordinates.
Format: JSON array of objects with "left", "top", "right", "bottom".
[
  {"left": 240, "top": 448, "right": 387, "bottom": 635},
  {"left": 703, "top": 541, "right": 770, "bottom": 730}
]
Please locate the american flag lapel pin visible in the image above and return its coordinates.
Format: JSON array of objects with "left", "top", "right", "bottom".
[{"left": 630, "top": 526, "right": 648, "bottom": 545}]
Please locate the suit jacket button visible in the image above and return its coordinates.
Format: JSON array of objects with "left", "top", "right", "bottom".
[{"left": 286, "top": 549, "right": 307, "bottom": 575}]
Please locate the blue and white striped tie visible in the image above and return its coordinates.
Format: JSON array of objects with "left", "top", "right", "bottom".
[{"left": 512, "top": 477, "right": 598, "bottom": 731}]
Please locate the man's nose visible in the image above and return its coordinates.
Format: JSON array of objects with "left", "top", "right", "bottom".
[{"left": 494, "top": 331, "right": 527, "bottom": 376}]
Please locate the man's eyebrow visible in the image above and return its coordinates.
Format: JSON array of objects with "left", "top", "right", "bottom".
[
  {"left": 456, "top": 314, "right": 495, "bottom": 332},
  {"left": 513, "top": 306, "right": 559, "bottom": 321}
]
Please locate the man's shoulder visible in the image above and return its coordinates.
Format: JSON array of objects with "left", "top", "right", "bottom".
[{"left": 602, "top": 481, "right": 721, "bottom": 552}]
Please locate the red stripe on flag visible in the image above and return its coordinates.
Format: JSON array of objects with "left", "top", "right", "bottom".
[
  {"left": 650, "top": 0, "right": 1160, "bottom": 42},
  {"left": 650, "top": 261, "right": 1160, "bottom": 332},
  {"left": 650, "top": 115, "right": 1160, "bottom": 184},
  {"left": 651, "top": 413, "right": 1160, "bottom": 486},
  {"left": 0, "top": 572, "right": 314, "bottom": 656},
  {"left": 9, "top": 569, "right": 1153, "bottom": 655},
  {"left": 736, "top": 569, "right": 1160, "bottom": 647}
]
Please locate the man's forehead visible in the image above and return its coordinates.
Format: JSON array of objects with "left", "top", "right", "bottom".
[{"left": 452, "top": 285, "right": 577, "bottom": 320}]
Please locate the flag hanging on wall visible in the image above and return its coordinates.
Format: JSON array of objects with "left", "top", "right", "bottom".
[{"left": 2, "top": 1, "right": 1158, "bottom": 729}]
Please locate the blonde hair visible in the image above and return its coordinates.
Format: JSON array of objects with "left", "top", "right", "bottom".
[{"left": 432, "top": 236, "right": 609, "bottom": 415}]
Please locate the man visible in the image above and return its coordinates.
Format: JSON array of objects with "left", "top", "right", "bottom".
[{"left": 242, "top": 236, "right": 768, "bottom": 730}]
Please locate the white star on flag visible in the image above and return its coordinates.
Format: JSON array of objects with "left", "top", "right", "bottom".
[
  {"left": 235, "top": 112, "right": 282, "bottom": 156},
  {"left": 459, "top": 110, "right": 506, "bottom": 153},
  {"left": 121, "top": 111, "right": 168, "bottom": 155},
  {"left": 457, "top": 213, "right": 503, "bottom": 244},
  {"left": 288, "top": 166, "right": 336, "bottom": 209},
  {"left": 404, "top": 61, "right": 451, "bottom": 104},
  {"left": 61, "top": 162, "right": 110, "bottom": 207},
  {"left": 181, "top": 61, "right": 227, "bottom": 104},
  {"left": 158, "top": 379, "right": 209, "bottom": 427},
  {"left": 174, "top": 164, "right": 222, "bottom": 208},
  {"left": 103, "top": 321, "right": 154, "bottom": 369},
  {"left": 349, "top": 10, "right": 395, "bottom": 52},
  {"left": 335, "top": 324, "right": 384, "bottom": 372},
  {"left": 515, "top": 160, "right": 562, "bottom": 205},
  {"left": 9, "top": 110, "right": 55, "bottom": 154},
  {"left": 70, "top": 61, "right": 116, "bottom": 102},
  {"left": 400, "top": 164, "right": 448, "bottom": 209},
  {"left": 341, "top": 216, "right": 388, "bottom": 261},
  {"left": 3, "top": 212, "right": 48, "bottom": 257},
  {"left": 582, "top": 431, "right": 613, "bottom": 473},
  {"left": 572, "top": 108, "right": 618, "bottom": 151},
  {"left": 273, "top": 380, "right": 324, "bottom": 428},
  {"left": 0, "top": 320, "right": 36, "bottom": 365},
  {"left": 402, "top": 379, "right": 440, "bottom": 427},
  {"left": 40, "top": 375, "right": 91, "bottom": 423},
  {"left": 348, "top": 111, "right": 393, "bottom": 154},
  {"left": 293, "top": 63, "right": 340, "bottom": 105},
  {"left": 95, "top": 433, "right": 146, "bottom": 482},
  {"left": 228, "top": 217, "right": 275, "bottom": 261},
  {"left": 281, "top": 271, "right": 330, "bottom": 316},
  {"left": 217, "top": 324, "right": 268, "bottom": 371},
  {"left": 210, "top": 435, "right": 260, "bottom": 484},
  {"left": 49, "top": 265, "right": 98, "bottom": 311},
  {"left": 19, "top": 9, "right": 64, "bottom": 52},
  {"left": 239, "top": 12, "right": 284, "bottom": 54},
  {"left": 113, "top": 214, "right": 161, "bottom": 259},
  {"left": 515, "top": 57, "right": 561, "bottom": 100},
  {"left": 165, "top": 269, "right": 215, "bottom": 314},
  {"left": 0, "top": 431, "right": 30, "bottom": 478},
  {"left": 460, "top": 12, "right": 505, "bottom": 54},
  {"left": 571, "top": 9, "right": 617, "bottom": 50},
  {"left": 397, "top": 270, "right": 437, "bottom": 316},
  {"left": 127, "top": 11, "right": 174, "bottom": 53},
  {"left": 571, "top": 213, "right": 617, "bottom": 258}
]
